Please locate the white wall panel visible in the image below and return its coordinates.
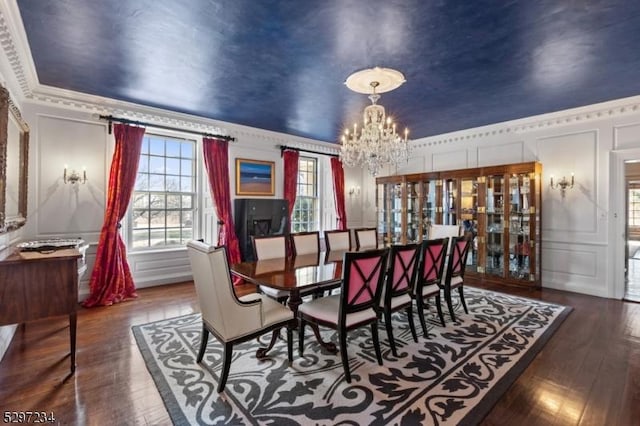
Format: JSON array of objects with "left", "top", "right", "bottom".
[
  {"left": 432, "top": 149, "right": 468, "bottom": 171},
  {"left": 36, "top": 115, "right": 107, "bottom": 236},
  {"left": 477, "top": 141, "right": 524, "bottom": 166},
  {"left": 536, "top": 130, "right": 598, "bottom": 236},
  {"left": 614, "top": 122, "right": 640, "bottom": 150}
]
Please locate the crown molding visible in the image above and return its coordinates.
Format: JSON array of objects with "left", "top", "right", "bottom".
[
  {"left": 3, "top": 2, "right": 640, "bottom": 153},
  {"left": 411, "top": 95, "right": 640, "bottom": 149}
]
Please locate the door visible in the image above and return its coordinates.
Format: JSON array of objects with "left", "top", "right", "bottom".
[{"left": 625, "top": 161, "right": 640, "bottom": 301}]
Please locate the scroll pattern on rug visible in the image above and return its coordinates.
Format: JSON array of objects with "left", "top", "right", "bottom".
[{"left": 132, "top": 287, "right": 571, "bottom": 425}]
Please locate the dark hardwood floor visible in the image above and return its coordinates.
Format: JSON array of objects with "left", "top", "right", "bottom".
[{"left": 1, "top": 281, "right": 639, "bottom": 425}]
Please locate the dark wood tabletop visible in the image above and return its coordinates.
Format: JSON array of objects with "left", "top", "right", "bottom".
[{"left": 230, "top": 251, "right": 347, "bottom": 292}]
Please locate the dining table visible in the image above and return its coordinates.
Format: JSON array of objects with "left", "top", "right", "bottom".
[
  {"left": 230, "top": 251, "right": 348, "bottom": 354},
  {"left": 230, "top": 251, "right": 346, "bottom": 316}
]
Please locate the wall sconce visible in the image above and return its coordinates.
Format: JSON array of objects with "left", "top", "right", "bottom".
[
  {"left": 64, "top": 165, "right": 87, "bottom": 184},
  {"left": 349, "top": 186, "right": 361, "bottom": 196},
  {"left": 550, "top": 173, "right": 574, "bottom": 197}
]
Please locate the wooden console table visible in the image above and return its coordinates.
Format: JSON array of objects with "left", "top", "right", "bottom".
[{"left": 0, "top": 246, "right": 86, "bottom": 374}]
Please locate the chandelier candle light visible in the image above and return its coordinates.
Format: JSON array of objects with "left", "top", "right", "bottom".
[{"left": 340, "top": 67, "right": 410, "bottom": 176}]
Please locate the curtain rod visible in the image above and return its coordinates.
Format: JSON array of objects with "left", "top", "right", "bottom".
[
  {"left": 278, "top": 144, "right": 339, "bottom": 158},
  {"left": 99, "top": 115, "right": 236, "bottom": 141}
]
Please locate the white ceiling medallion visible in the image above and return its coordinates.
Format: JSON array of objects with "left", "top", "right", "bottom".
[{"left": 344, "top": 67, "right": 406, "bottom": 94}]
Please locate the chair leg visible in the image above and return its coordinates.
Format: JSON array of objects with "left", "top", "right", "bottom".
[
  {"left": 339, "top": 331, "right": 350, "bottom": 383},
  {"left": 287, "top": 325, "right": 293, "bottom": 362},
  {"left": 257, "top": 328, "right": 280, "bottom": 359},
  {"left": 435, "top": 293, "right": 446, "bottom": 327},
  {"left": 406, "top": 305, "right": 418, "bottom": 343},
  {"left": 299, "top": 318, "right": 306, "bottom": 356},
  {"left": 458, "top": 286, "right": 469, "bottom": 314},
  {"left": 371, "top": 322, "right": 383, "bottom": 366},
  {"left": 445, "top": 287, "right": 456, "bottom": 322},
  {"left": 384, "top": 310, "right": 398, "bottom": 357},
  {"left": 416, "top": 297, "right": 429, "bottom": 337},
  {"left": 217, "top": 341, "right": 233, "bottom": 393},
  {"left": 197, "top": 324, "right": 209, "bottom": 363}
]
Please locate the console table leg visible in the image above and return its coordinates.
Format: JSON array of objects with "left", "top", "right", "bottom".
[{"left": 70, "top": 312, "right": 77, "bottom": 374}]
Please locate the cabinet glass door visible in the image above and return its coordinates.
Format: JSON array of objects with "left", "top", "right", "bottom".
[
  {"left": 508, "top": 174, "right": 531, "bottom": 280},
  {"left": 406, "top": 181, "right": 420, "bottom": 243},
  {"left": 485, "top": 174, "right": 505, "bottom": 277},
  {"left": 443, "top": 178, "right": 457, "bottom": 225},
  {"left": 420, "top": 179, "right": 437, "bottom": 240},
  {"left": 377, "top": 181, "right": 404, "bottom": 245},
  {"left": 460, "top": 178, "right": 478, "bottom": 272}
]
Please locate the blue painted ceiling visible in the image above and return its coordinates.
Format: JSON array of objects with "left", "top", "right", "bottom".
[{"left": 16, "top": 0, "right": 640, "bottom": 142}]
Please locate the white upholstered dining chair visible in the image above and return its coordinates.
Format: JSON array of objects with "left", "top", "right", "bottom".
[
  {"left": 354, "top": 227, "right": 378, "bottom": 251},
  {"left": 324, "top": 229, "right": 351, "bottom": 251},
  {"left": 186, "top": 241, "right": 295, "bottom": 393},
  {"left": 291, "top": 231, "right": 321, "bottom": 256},
  {"left": 251, "top": 235, "right": 289, "bottom": 303}
]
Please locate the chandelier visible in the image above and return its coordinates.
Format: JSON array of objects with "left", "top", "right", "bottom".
[{"left": 340, "top": 67, "right": 410, "bottom": 176}]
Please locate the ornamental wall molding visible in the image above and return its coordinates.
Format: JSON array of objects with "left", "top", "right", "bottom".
[{"left": 2, "top": 3, "right": 640, "bottom": 152}]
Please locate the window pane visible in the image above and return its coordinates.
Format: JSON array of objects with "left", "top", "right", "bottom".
[
  {"left": 141, "top": 138, "right": 149, "bottom": 154},
  {"left": 132, "top": 193, "right": 148, "bottom": 209},
  {"left": 166, "top": 211, "right": 180, "bottom": 228},
  {"left": 181, "top": 142, "right": 194, "bottom": 158},
  {"left": 182, "top": 195, "right": 192, "bottom": 209},
  {"left": 181, "top": 176, "right": 193, "bottom": 192},
  {"left": 166, "top": 140, "right": 181, "bottom": 157},
  {"left": 150, "top": 193, "right": 165, "bottom": 209},
  {"left": 166, "top": 194, "right": 181, "bottom": 208},
  {"left": 149, "top": 174, "right": 165, "bottom": 191},
  {"left": 166, "top": 158, "right": 180, "bottom": 175},
  {"left": 150, "top": 229, "right": 166, "bottom": 247},
  {"left": 181, "top": 159, "right": 192, "bottom": 176},
  {"left": 149, "top": 156, "right": 164, "bottom": 174},
  {"left": 149, "top": 138, "right": 164, "bottom": 155},
  {"left": 138, "top": 155, "right": 149, "bottom": 173},
  {"left": 166, "top": 175, "right": 180, "bottom": 191},
  {"left": 135, "top": 173, "right": 149, "bottom": 191},
  {"left": 150, "top": 211, "right": 165, "bottom": 228},
  {"left": 132, "top": 210, "right": 148, "bottom": 229}
]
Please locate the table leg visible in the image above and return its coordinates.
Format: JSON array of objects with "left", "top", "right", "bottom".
[{"left": 69, "top": 312, "right": 76, "bottom": 374}]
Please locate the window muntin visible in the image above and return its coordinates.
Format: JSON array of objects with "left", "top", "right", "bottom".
[
  {"left": 292, "top": 157, "right": 318, "bottom": 232},
  {"left": 129, "top": 134, "right": 196, "bottom": 250}
]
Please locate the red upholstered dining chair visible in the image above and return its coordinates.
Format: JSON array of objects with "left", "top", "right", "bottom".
[
  {"left": 298, "top": 248, "right": 388, "bottom": 383},
  {"left": 186, "top": 241, "right": 295, "bottom": 393},
  {"left": 379, "top": 243, "right": 420, "bottom": 357},
  {"left": 414, "top": 238, "right": 449, "bottom": 333},
  {"left": 251, "top": 235, "right": 289, "bottom": 303},
  {"left": 354, "top": 227, "right": 379, "bottom": 251},
  {"left": 324, "top": 229, "right": 351, "bottom": 251},
  {"left": 443, "top": 235, "right": 471, "bottom": 322}
]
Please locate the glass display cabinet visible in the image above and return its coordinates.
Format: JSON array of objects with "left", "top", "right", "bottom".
[
  {"left": 376, "top": 176, "right": 404, "bottom": 246},
  {"left": 375, "top": 161, "right": 542, "bottom": 289}
]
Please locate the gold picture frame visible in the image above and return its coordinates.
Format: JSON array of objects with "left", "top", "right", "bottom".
[{"left": 235, "top": 158, "right": 275, "bottom": 196}]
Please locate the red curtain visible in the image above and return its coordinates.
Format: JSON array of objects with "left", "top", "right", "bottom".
[
  {"left": 202, "top": 137, "right": 242, "bottom": 266},
  {"left": 83, "top": 123, "right": 145, "bottom": 307},
  {"left": 330, "top": 157, "right": 347, "bottom": 230},
  {"left": 283, "top": 149, "right": 299, "bottom": 233}
]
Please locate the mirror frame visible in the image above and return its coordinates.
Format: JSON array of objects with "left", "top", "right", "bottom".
[{"left": 0, "top": 85, "right": 29, "bottom": 233}]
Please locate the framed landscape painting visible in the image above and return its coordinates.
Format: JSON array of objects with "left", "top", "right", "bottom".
[{"left": 235, "top": 158, "right": 275, "bottom": 196}]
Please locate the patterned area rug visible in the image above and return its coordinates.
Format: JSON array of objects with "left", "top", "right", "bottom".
[{"left": 132, "top": 287, "right": 571, "bottom": 425}]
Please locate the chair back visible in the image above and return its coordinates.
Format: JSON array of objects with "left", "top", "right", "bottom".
[
  {"left": 252, "top": 235, "right": 286, "bottom": 260},
  {"left": 446, "top": 236, "right": 471, "bottom": 286},
  {"left": 383, "top": 243, "right": 420, "bottom": 306},
  {"left": 417, "top": 237, "right": 449, "bottom": 288},
  {"left": 354, "top": 227, "right": 378, "bottom": 251},
  {"left": 187, "top": 241, "right": 260, "bottom": 340},
  {"left": 324, "top": 230, "right": 351, "bottom": 251},
  {"left": 340, "top": 249, "right": 388, "bottom": 317},
  {"left": 291, "top": 231, "right": 320, "bottom": 256}
]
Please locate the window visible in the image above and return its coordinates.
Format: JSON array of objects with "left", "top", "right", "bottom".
[
  {"left": 291, "top": 157, "right": 318, "bottom": 232},
  {"left": 629, "top": 185, "right": 640, "bottom": 226},
  {"left": 129, "top": 134, "right": 196, "bottom": 249}
]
